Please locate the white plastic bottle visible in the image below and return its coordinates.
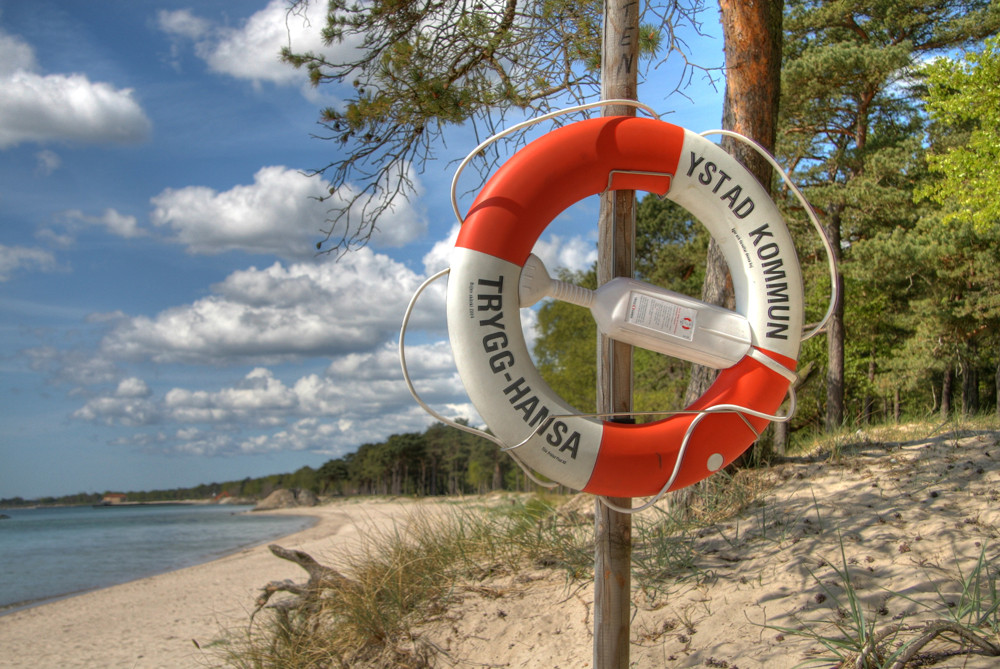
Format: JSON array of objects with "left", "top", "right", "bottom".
[{"left": 519, "top": 254, "right": 751, "bottom": 368}]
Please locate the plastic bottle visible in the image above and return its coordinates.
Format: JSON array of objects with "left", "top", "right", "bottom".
[{"left": 519, "top": 254, "right": 751, "bottom": 368}]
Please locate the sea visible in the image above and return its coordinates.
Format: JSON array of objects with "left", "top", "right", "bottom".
[{"left": 0, "top": 503, "right": 315, "bottom": 614}]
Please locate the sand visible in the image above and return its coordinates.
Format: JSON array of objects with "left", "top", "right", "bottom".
[
  {"left": 416, "top": 426, "right": 1000, "bottom": 668},
  {"left": 2, "top": 426, "right": 999, "bottom": 668}
]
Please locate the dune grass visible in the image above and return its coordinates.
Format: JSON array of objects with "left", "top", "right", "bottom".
[
  {"left": 217, "top": 416, "right": 1000, "bottom": 668},
  {"left": 216, "top": 494, "right": 594, "bottom": 668}
]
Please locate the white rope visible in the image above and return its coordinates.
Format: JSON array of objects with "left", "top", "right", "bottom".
[
  {"left": 398, "top": 106, "right": 835, "bottom": 511},
  {"left": 699, "top": 129, "right": 839, "bottom": 342},
  {"left": 597, "top": 387, "right": 799, "bottom": 514},
  {"left": 397, "top": 268, "right": 558, "bottom": 489},
  {"left": 450, "top": 99, "right": 660, "bottom": 226}
]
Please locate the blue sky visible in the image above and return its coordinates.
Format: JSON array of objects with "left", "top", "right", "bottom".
[{"left": 0, "top": 0, "right": 724, "bottom": 499}]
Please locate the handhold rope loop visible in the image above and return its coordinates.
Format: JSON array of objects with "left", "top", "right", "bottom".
[{"left": 400, "top": 103, "right": 837, "bottom": 511}]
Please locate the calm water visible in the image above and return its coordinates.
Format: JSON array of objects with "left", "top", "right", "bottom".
[{"left": 0, "top": 504, "right": 314, "bottom": 613}]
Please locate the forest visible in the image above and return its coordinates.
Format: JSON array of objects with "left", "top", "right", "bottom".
[{"left": 0, "top": 420, "right": 527, "bottom": 506}]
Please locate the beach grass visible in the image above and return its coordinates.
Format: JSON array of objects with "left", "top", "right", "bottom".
[
  {"left": 216, "top": 493, "right": 596, "bottom": 667},
  {"left": 216, "top": 473, "right": 773, "bottom": 667},
  {"left": 216, "top": 415, "right": 1000, "bottom": 668}
]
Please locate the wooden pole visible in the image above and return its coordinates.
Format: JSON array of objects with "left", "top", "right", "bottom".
[{"left": 594, "top": 0, "right": 639, "bottom": 667}]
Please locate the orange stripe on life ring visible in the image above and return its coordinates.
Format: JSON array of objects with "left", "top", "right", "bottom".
[
  {"left": 456, "top": 117, "right": 684, "bottom": 265},
  {"left": 584, "top": 349, "right": 796, "bottom": 498}
]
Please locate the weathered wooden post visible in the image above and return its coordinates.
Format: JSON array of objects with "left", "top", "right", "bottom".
[{"left": 593, "top": 0, "right": 639, "bottom": 667}]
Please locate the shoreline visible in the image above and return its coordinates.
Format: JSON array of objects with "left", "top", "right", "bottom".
[
  {"left": 0, "top": 497, "right": 428, "bottom": 669},
  {"left": 0, "top": 507, "right": 318, "bottom": 619}
]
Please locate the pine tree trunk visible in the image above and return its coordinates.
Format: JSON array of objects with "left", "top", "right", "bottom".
[
  {"left": 961, "top": 356, "right": 979, "bottom": 416},
  {"left": 942, "top": 364, "right": 954, "bottom": 419},
  {"left": 825, "top": 209, "right": 846, "bottom": 430},
  {"left": 863, "top": 355, "right": 876, "bottom": 424},
  {"left": 672, "top": 0, "right": 783, "bottom": 516}
]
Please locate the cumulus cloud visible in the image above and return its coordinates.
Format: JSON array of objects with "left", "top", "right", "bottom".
[
  {"left": 423, "top": 223, "right": 595, "bottom": 276},
  {"left": 532, "top": 234, "right": 597, "bottom": 274},
  {"left": 25, "top": 345, "right": 121, "bottom": 387},
  {"left": 158, "top": 0, "right": 356, "bottom": 90},
  {"left": 150, "top": 165, "right": 425, "bottom": 259},
  {"left": 61, "top": 220, "right": 598, "bottom": 458},
  {"left": 0, "top": 27, "right": 150, "bottom": 149},
  {"left": 100, "top": 248, "right": 444, "bottom": 365},
  {"left": 0, "top": 244, "right": 57, "bottom": 281},
  {"left": 157, "top": 8, "right": 210, "bottom": 41},
  {"left": 61, "top": 208, "right": 145, "bottom": 239},
  {"left": 0, "top": 29, "right": 37, "bottom": 75},
  {"left": 35, "top": 149, "right": 61, "bottom": 176},
  {"left": 115, "top": 377, "right": 151, "bottom": 398},
  {"left": 74, "top": 339, "right": 473, "bottom": 457}
]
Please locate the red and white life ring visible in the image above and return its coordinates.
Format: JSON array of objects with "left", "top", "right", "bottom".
[{"left": 446, "top": 116, "right": 803, "bottom": 497}]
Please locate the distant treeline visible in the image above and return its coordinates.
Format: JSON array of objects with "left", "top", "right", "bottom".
[{"left": 1, "top": 421, "right": 530, "bottom": 507}]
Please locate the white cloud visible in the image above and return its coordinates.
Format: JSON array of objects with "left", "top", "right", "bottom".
[
  {"left": 531, "top": 233, "right": 597, "bottom": 274},
  {"left": 72, "top": 394, "right": 160, "bottom": 427},
  {"left": 0, "top": 29, "right": 37, "bottom": 75},
  {"left": 0, "top": 244, "right": 57, "bottom": 281},
  {"left": 62, "top": 208, "right": 145, "bottom": 239},
  {"left": 73, "top": 338, "right": 474, "bottom": 457},
  {"left": 0, "top": 27, "right": 150, "bottom": 149},
  {"left": 150, "top": 165, "right": 425, "bottom": 259},
  {"left": 158, "top": 1, "right": 356, "bottom": 91},
  {"left": 61, "top": 220, "right": 596, "bottom": 458},
  {"left": 157, "top": 9, "right": 210, "bottom": 41},
  {"left": 116, "top": 377, "right": 151, "bottom": 398},
  {"left": 25, "top": 345, "right": 121, "bottom": 387},
  {"left": 100, "top": 249, "right": 444, "bottom": 365},
  {"left": 422, "top": 224, "right": 460, "bottom": 274},
  {"left": 35, "top": 149, "right": 61, "bottom": 176}
]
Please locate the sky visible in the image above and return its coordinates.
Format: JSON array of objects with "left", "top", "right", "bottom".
[{"left": 0, "top": 0, "right": 725, "bottom": 500}]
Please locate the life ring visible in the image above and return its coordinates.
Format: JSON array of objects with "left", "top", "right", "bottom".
[{"left": 446, "top": 116, "right": 803, "bottom": 497}]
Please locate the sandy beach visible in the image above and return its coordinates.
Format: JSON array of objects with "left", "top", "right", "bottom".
[
  {"left": 2, "top": 425, "right": 999, "bottom": 668},
  {"left": 0, "top": 498, "right": 430, "bottom": 669}
]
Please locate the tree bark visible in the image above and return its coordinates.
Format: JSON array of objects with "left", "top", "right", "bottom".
[
  {"left": 961, "top": 354, "right": 979, "bottom": 416},
  {"left": 671, "top": 0, "right": 783, "bottom": 515},
  {"left": 683, "top": 0, "right": 784, "bottom": 433},
  {"left": 941, "top": 364, "right": 954, "bottom": 419},
  {"left": 863, "top": 355, "right": 876, "bottom": 424},
  {"left": 825, "top": 209, "right": 846, "bottom": 430}
]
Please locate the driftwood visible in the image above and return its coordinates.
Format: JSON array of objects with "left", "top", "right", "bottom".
[
  {"left": 845, "top": 620, "right": 1000, "bottom": 669},
  {"left": 252, "top": 544, "right": 353, "bottom": 621}
]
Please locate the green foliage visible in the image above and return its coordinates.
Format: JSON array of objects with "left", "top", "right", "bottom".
[
  {"left": 532, "top": 195, "right": 707, "bottom": 418},
  {"left": 777, "top": 0, "right": 1000, "bottom": 432},
  {"left": 283, "top": 0, "right": 705, "bottom": 252},
  {"left": 534, "top": 266, "right": 598, "bottom": 413},
  {"left": 918, "top": 35, "right": 1000, "bottom": 231},
  {"left": 5, "top": 419, "right": 535, "bottom": 507}
]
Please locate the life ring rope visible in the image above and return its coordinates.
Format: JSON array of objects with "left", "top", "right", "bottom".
[
  {"left": 400, "top": 104, "right": 839, "bottom": 510},
  {"left": 699, "top": 130, "right": 838, "bottom": 341},
  {"left": 398, "top": 266, "right": 560, "bottom": 490},
  {"left": 450, "top": 99, "right": 661, "bottom": 227}
]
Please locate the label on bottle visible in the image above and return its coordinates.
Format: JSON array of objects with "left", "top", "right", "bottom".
[{"left": 626, "top": 292, "right": 696, "bottom": 341}]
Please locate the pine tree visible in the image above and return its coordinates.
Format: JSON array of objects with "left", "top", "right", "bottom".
[
  {"left": 777, "top": 0, "right": 1000, "bottom": 430},
  {"left": 282, "top": 0, "right": 703, "bottom": 253}
]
